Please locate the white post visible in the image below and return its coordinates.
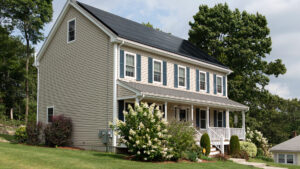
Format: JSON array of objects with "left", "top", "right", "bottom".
[
  {"left": 242, "top": 111, "right": 246, "bottom": 140},
  {"left": 112, "top": 43, "right": 118, "bottom": 148},
  {"left": 191, "top": 105, "right": 194, "bottom": 126},
  {"left": 164, "top": 102, "right": 168, "bottom": 121},
  {"left": 206, "top": 107, "right": 210, "bottom": 129},
  {"left": 135, "top": 97, "right": 139, "bottom": 105},
  {"left": 226, "top": 109, "right": 230, "bottom": 140}
]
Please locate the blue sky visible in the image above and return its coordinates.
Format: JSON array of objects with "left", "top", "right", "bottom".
[{"left": 36, "top": 0, "right": 300, "bottom": 99}]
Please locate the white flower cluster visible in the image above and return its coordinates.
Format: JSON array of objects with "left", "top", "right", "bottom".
[
  {"left": 112, "top": 102, "right": 174, "bottom": 161},
  {"left": 246, "top": 127, "right": 270, "bottom": 156}
]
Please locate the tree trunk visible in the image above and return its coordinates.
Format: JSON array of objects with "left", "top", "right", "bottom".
[
  {"left": 25, "top": 37, "right": 30, "bottom": 124},
  {"left": 10, "top": 108, "right": 13, "bottom": 120}
]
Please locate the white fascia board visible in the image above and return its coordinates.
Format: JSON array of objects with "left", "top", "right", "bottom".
[
  {"left": 36, "top": 1, "right": 117, "bottom": 62},
  {"left": 116, "top": 37, "right": 233, "bottom": 75}
]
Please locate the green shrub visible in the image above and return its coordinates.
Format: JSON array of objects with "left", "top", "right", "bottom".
[
  {"left": 167, "top": 121, "right": 196, "bottom": 160},
  {"left": 186, "top": 151, "right": 198, "bottom": 162},
  {"left": 199, "top": 154, "right": 214, "bottom": 161},
  {"left": 256, "top": 156, "right": 274, "bottom": 162},
  {"left": 44, "top": 115, "right": 72, "bottom": 147},
  {"left": 112, "top": 103, "right": 173, "bottom": 161},
  {"left": 240, "top": 141, "right": 257, "bottom": 157},
  {"left": 257, "top": 148, "right": 264, "bottom": 156},
  {"left": 200, "top": 133, "right": 211, "bottom": 156},
  {"left": 26, "top": 122, "right": 43, "bottom": 145},
  {"left": 214, "top": 154, "right": 229, "bottom": 161},
  {"left": 230, "top": 135, "right": 240, "bottom": 155},
  {"left": 15, "top": 126, "right": 27, "bottom": 143}
]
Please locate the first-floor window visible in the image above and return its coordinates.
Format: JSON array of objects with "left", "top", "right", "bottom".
[
  {"left": 278, "top": 154, "right": 294, "bottom": 164},
  {"left": 278, "top": 154, "right": 285, "bottom": 163},
  {"left": 218, "top": 111, "right": 223, "bottom": 127},
  {"left": 178, "top": 67, "right": 185, "bottom": 87},
  {"left": 47, "top": 107, "right": 54, "bottom": 123},
  {"left": 200, "top": 110, "right": 206, "bottom": 129},
  {"left": 287, "top": 154, "right": 294, "bottom": 164},
  {"left": 217, "top": 76, "right": 222, "bottom": 93}
]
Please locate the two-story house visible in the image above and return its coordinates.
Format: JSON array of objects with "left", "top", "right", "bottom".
[{"left": 35, "top": 0, "right": 249, "bottom": 155}]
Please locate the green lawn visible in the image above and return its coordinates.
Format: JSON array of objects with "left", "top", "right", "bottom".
[
  {"left": 0, "top": 142, "right": 259, "bottom": 169},
  {"left": 249, "top": 158, "right": 300, "bottom": 169}
]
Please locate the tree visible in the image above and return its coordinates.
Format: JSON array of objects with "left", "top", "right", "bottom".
[
  {"left": 3, "top": 0, "right": 53, "bottom": 123},
  {"left": 188, "top": 3, "right": 287, "bottom": 144},
  {"left": 142, "top": 22, "right": 171, "bottom": 34}
]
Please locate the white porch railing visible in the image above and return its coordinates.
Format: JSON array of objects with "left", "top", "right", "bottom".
[
  {"left": 207, "top": 128, "right": 224, "bottom": 154},
  {"left": 208, "top": 127, "right": 245, "bottom": 140}
]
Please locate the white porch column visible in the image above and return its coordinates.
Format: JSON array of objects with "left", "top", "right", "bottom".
[
  {"left": 191, "top": 105, "right": 194, "bottom": 125},
  {"left": 112, "top": 43, "right": 118, "bottom": 149},
  {"left": 135, "top": 97, "right": 139, "bottom": 105},
  {"left": 164, "top": 102, "right": 168, "bottom": 121},
  {"left": 242, "top": 111, "right": 246, "bottom": 140},
  {"left": 226, "top": 109, "right": 230, "bottom": 140},
  {"left": 206, "top": 107, "right": 210, "bottom": 129}
]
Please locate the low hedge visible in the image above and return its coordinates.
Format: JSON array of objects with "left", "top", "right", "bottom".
[{"left": 240, "top": 141, "right": 257, "bottom": 157}]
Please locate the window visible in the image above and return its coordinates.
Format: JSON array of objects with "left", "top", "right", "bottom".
[
  {"left": 200, "top": 110, "right": 206, "bottom": 129},
  {"left": 125, "top": 52, "right": 135, "bottom": 77},
  {"left": 178, "top": 66, "right": 185, "bottom": 87},
  {"left": 217, "top": 76, "right": 222, "bottom": 93},
  {"left": 179, "top": 109, "right": 187, "bottom": 122},
  {"left": 287, "top": 154, "right": 294, "bottom": 164},
  {"left": 153, "top": 60, "right": 162, "bottom": 82},
  {"left": 278, "top": 154, "right": 294, "bottom": 164},
  {"left": 218, "top": 111, "right": 223, "bottom": 127},
  {"left": 47, "top": 107, "right": 54, "bottom": 123},
  {"left": 200, "top": 72, "right": 206, "bottom": 91},
  {"left": 67, "top": 19, "right": 76, "bottom": 42}
]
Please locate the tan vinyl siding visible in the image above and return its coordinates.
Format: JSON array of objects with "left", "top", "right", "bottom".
[
  {"left": 38, "top": 6, "right": 113, "bottom": 150},
  {"left": 117, "top": 85, "right": 136, "bottom": 98},
  {"left": 119, "top": 45, "right": 227, "bottom": 98}
]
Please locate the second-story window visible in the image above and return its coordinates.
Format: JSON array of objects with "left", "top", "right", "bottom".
[
  {"left": 178, "top": 66, "right": 185, "bottom": 87},
  {"left": 153, "top": 60, "right": 162, "bottom": 82},
  {"left": 200, "top": 72, "right": 206, "bottom": 91},
  {"left": 67, "top": 18, "right": 76, "bottom": 43},
  {"left": 125, "top": 52, "right": 135, "bottom": 77},
  {"left": 217, "top": 76, "right": 222, "bottom": 93}
]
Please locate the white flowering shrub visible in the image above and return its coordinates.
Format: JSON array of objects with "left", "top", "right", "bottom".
[
  {"left": 246, "top": 127, "right": 271, "bottom": 156},
  {"left": 112, "top": 102, "right": 173, "bottom": 161}
]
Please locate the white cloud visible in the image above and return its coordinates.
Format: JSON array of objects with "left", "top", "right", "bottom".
[{"left": 265, "top": 82, "right": 291, "bottom": 99}]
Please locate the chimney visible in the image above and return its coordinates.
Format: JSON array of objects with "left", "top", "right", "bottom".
[{"left": 293, "top": 131, "right": 297, "bottom": 137}]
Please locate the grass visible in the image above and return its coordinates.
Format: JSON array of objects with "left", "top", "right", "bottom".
[
  {"left": 0, "top": 141, "right": 259, "bottom": 169},
  {"left": 249, "top": 158, "right": 300, "bottom": 169},
  {"left": 0, "top": 134, "right": 15, "bottom": 142}
]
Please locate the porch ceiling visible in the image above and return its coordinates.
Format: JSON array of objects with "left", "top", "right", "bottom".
[{"left": 117, "top": 80, "right": 249, "bottom": 111}]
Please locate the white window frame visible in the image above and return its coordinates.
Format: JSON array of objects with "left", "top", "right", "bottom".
[
  {"left": 124, "top": 51, "right": 136, "bottom": 79},
  {"left": 153, "top": 59, "right": 162, "bottom": 84},
  {"left": 178, "top": 65, "right": 186, "bottom": 88},
  {"left": 67, "top": 18, "right": 76, "bottom": 43},
  {"left": 199, "top": 71, "right": 206, "bottom": 92},
  {"left": 278, "top": 154, "right": 295, "bottom": 165},
  {"left": 216, "top": 75, "right": 223, "bottom": 94},
  {"left": 46, "top": 106, "right": 54, "bottom": 123}
]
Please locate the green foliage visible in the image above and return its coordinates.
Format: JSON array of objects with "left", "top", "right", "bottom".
[
  {"left": 230, "top": 135, "right": 240, "bottom": 155},
  {"left": 26, "top": 121, "right": 42, "bottom": 145},
  {"left": 255, "top": 156, "right": 274, "bottom": 162},
  {"left": 246, "top": 128, "right": 271, "bottom": 156},
  {"left": 112, "top": 103, "right": 173, "bottom": 161},
  {"left": 185, "top": 151, "right": 198, "bottom": 162},
  {"left": 200, "top": 133, "right": 211, "bottom": 156},
  {"left": 240, "top": 141, "right": 257, "bottom": 157},
  {"left": 44, "top": 115, "right": 72, "bottom": 147},
  {"left": 167, "top": 121, "right": 196, "bottom": 160},
  {"left": 15, "top": 126, "right": 27, "bottom": 143},
  {"left": 187, "top": 3, "right": 300, "bottom": 146},
  {"left": 256, "top": 148, "right": 264, "bottom": 156}
]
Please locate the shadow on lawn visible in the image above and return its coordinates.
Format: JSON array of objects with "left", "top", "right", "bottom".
[{"left": 0, "top": 134, "right": 16, "bottom": 143}]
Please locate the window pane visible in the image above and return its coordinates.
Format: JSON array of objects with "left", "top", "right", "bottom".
[
  {"left": 278, "top": 154, "right": 285, "bottom": 163},
  {"left": 217, "top": 77, "right": 222, "bottom": 93},
  {"left": 154, "top": 72, "right": 161, "bottom": 82},
  {"left": 69, "top": 20, "right": 75, "bottom": 32},
  {"left": 218, "top": 112, "right": 222, "bottom": 127},
  {"left": 201, "top": 120, "right": 206, "bottom": 128},
  {"left": 200, "top": 72, "right": 206, "bottom": 90},
  {"left": 68, "top": 20, "right": 75, "bottom": 42},
  {"left": 154, "top": 61, "right": 161, "bottom": 72},
  {"left": 126, "top": 54, "right": 135, "bottom": 77},
  {"left": 126, "top": 54, "right": 134, "bottom": 66},
  {"left": 179, "top": 77, "right": 185, "bottom": 86},
  {"left": 179, "top": 67, "right": 185, "bottom": 86},
  {"left": 154, "top": 61, "right": 161, "bottom": 82},
  {"left": 287, "top": 155, "right": 293, "bottom": 164},
  {"left": 179, "top": 68, "right": 185, "bottom": 77},
  {"left": 48, "top": 108, "right": 53, "bottom": 123}
]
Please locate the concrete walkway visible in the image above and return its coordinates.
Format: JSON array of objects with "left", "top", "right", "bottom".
[{"left": 230, "top": 158, "right": 287, "bottom": 169}]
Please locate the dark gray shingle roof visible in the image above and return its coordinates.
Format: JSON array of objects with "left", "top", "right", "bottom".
[
  {"left": 119, "top": 80, "right": 248, "bottom": 110},
  {"left": 270, "top": 136, "right": 300, "bottom": 152},
  {"left": 77, "top": 1, "right": 228, "bottom": 69}
]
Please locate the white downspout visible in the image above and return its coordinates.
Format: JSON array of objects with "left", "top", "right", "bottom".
[{"left": 34, "top": 54, "right": 40, "bottom": 124}]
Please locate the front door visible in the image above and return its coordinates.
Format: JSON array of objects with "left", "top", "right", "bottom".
[{"left": 179, "top": 109, "right": 186, "bottom": 121}]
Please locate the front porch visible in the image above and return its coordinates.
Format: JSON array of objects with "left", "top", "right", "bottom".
[{"left": 116, "top": 80, "right": 249, "bottom": 154}]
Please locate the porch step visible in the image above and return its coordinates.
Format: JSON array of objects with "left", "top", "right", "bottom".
[{"left": 209, "top": 145, "right": 221, "bottom": 156}]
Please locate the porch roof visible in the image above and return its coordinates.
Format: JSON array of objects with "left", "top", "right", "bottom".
[{"left": 118, "top": 80, "right": 249, "bottom": 111}]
